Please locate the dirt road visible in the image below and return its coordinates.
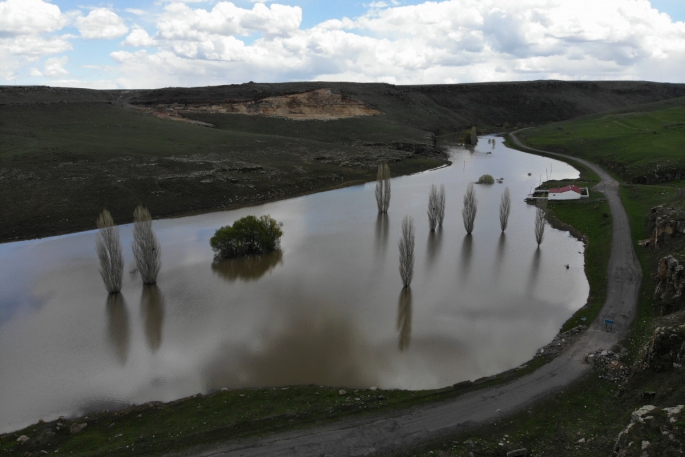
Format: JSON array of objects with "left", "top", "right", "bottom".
[{"left": 188, "top": 132, "right": 642, "bottom": 457}]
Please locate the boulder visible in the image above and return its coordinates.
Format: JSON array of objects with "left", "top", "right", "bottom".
[
  {"left": 16, "top": 435, "right": 29, "bottom": 443},
  {"left": 642, "top": 324, "right": 685, "bottom": 371}
]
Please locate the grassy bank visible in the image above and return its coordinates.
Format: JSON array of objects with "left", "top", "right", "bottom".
[
  {"left": 516, "top": 96, "right": 685, "bottom": 184},
  {"left": 0, "top": 355, "right": 560, "bottom": 457}
]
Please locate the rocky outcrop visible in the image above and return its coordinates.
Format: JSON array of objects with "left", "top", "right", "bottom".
[
  {"left": 613, "top": 404, "right": 684, "bottom": 457},
  {"left": 655, "top": 256, "right": 685, "bottom": 302},
  {"left": 140, "top": 89, "right": 381, "bottom": 121},
  {"left": 641, "top": 324, "right": 685, "bottom": 372},
  {"left": 639, "top": 206, "right": 685, "bottom": 249}
]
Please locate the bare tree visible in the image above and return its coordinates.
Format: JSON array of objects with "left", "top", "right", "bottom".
[
  {"left": 471, "top": 126, "right": 477, "bottom": 145},
  {"left": 499, "top": 187, "right": 511, "bottom": 232},
  {"left": 427, "top": 185, "right": 439, "bottom": 231},
  {"left": 436, "top": 184, "right": 446, "bottom": 227},
  {"left": 462, "top": 183, "right": 477, "bottom": 234},
  {"left": 132, "top": 205, "right": 161, "bottom": 284},
  {"left": 398, "top": 216, "right": 415, "bottom": 288},
  {"left": 375, "top": 163, "right": 391, "bottom": 213},
  {"left": 534, "top": 198, "right": 547, "bottom": 246},
  {"left": 96, "top": 209, "right": 124, "bottom": 294}
]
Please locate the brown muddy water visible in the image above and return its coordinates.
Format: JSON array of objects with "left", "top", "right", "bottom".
[{"left": 0, "top": 136, "right": 588, "bottom": 432}]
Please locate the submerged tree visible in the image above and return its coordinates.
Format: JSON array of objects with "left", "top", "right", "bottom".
[
  {"left": 427, "top": 185, "right": 439, "bottom": 231},
  {"left": 462, "top": 183, "right": 477, "bottom": 234},
  {"left": 471, "top": 126, "right": 478, "bottom": 145},
  {"left": 210, "top": 215, "right": 283, "bottom": 259},
  {"left": 428, "top": 184, "right": 447, "bottom": 231},
  {"left": 436, "top": 184, "right": 446, "bottom": 227},
  {"left": 132, "top": 205, "right": 161, "bottom": 284},
  {"left": 534, "top": 198, "right": 547, "bottom": 246},
  {"left": 499, "top": 187, "right": 511, "bottom": 232},
  {"left": 398, "top": 216, "right": 415, "bottom": 288},
  {"left": 375, "top": 163, "right": 391, "bottom": 213},
  {"left": 96, "top": 209, "right": 124, "bottom": 294}
]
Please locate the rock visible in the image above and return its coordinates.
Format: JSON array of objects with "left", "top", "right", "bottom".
[
  {"left": 17, "top": 435, "right": 29, "bottom": 443},
  {"left": 642, "top": 440, "right": 650, "bottom": 450},
  {"left": 642, "top": 324, "right": 685, "bottom": 371},
  {"left": 632, "top": 405, "right": 658, "bottom": 423},
  {"left": 577, "top": 438, "right": 586, "bottom": 443},
  {"left": 338, "top": 390, "right": 346, "bottom": 395},
  {"left": 70, "top": 423, "right": 87, "bottom": 434},
  {"left": 506, "top": 449, "right": 529, "bottom": 457}
]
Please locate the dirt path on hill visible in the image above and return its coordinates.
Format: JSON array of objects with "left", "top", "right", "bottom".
[{"left": 185, "top": 132, "right": 642, "bottom": 457}]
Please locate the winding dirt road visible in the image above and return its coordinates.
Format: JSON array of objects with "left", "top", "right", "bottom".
[{"left": 189, "top": 132, "right": 642, "bottom": 457}]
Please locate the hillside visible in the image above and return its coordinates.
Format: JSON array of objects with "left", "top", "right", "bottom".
[
  {"left": 516, "top": 95, "right": 685, "bottom": 183},
  {"left": 1, "top": 80, "right": 685, "bottom": 243}
]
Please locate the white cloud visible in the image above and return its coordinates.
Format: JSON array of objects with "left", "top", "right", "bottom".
[
  {"left": 124, "top": 8, "right": 147, "bottom": 16},
  {"left": 122, "top": 27, "right": 157, "bottom": 47},
  {"left": 43, "top": 56, "right": 69, "bottom": 77},
  {"left": 76, "top": 8, "right": 129, "bottom": 39},
  {"left": 0, "top": 0, "right": 67, "bottom": 36}
]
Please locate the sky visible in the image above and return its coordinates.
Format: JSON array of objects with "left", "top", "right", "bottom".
[{"left": 1, "top": 0, "right": 685, "bottom": 89}]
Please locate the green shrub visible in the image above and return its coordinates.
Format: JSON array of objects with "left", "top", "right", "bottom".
[
  {"left": 477, "top": 174, "right": 495, "bottom": 184},
  {"left": 210, "top": 215, "right": 283, "bottom": 259}
]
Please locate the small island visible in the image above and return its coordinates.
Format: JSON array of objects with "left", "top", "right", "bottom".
[{"left": 210, "top": 215, "right": 283, "bottom": 258}]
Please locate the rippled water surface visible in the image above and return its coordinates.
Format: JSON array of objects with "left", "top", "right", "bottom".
[{"left": 0, "top": 136, "right": 589, "bottom": 432}]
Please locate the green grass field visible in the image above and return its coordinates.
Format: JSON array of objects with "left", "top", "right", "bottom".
[{"left": 518, "top": 97, "right": 685, "bottom": 184}]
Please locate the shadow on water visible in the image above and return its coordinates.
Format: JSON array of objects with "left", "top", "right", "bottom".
[
  {"left": 374, "top": 213, "right": 389, "bottom": 256},
  {"left": 460, "top": 234, "right": 474, "bottom": 283},
  {"left": 211, "top": 250, "right": 283, "bottom": 283},
  {"left": 140, "top": 285, "right": 165, "bottom": 353},
  {"left": 425, "top": 229, "right": 443, "bottom": 274},
  {"left": 397, "top": 288, "right": 413, "bottom": 352},
  {"left": 493, "top": 233, "right": 507, "bottom": 281},
  {"left": 106, "top": 293, "right": 130, "bottom": 365},
  {"left": 201, "top": 301, "right": 383, "bottom": 389},
  {"left": 526, "top": 248, "right": 543, "bottom": 298}
]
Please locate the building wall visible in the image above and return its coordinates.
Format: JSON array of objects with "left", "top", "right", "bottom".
[{"left": 549, "top": 192, "right": 581, "bottom": 200}]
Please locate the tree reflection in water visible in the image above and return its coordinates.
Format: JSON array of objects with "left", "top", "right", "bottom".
[
  {"left": 460, "top": 234, "right": 473, "bottom": 283},
  {"left": 526, "top": 248, "right": 543, "bottom": 298},
  {"left": 106, "top": 293, "right": 130, "bottom": 365},
  {"left": 211, "top": 250, "right": 283, "bottom": 283},
  {"left": 397, "top": 288, "right": 413, "bottom": 352},
  {"left": 140, "top": 285, "right": 165, "bottom": 353},
  {"left": 374, "top": 213, "right": 389, "bottom": 256},
  {"left": 425, "top": 228, "right": 443, "bottom": 273},
  {"left": 493, "top": 232, "right": 507, "bottom": 281}
]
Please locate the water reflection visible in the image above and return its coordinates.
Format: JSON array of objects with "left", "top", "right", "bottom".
[
  {"left": 493, "top": 233, "right": 507, "bottom": 281},
  {"left": 106, "top": 293, "right": 130, "bottom": 365},
  {"left": 425, "top": 229, "right": 443, "bottom": 273},
  {"left": 140, "top": 285, "right": 165, "bottom": 353},
  {"left": 374, "top": 213, "right": 389, "bottom": 256},
  {"left": 397, "top": 288, "right": 412, "bottom": 352},
  {"left": 202, "top": 304, "right": 381, "bottom": 389},
  {"left": 460, "top": 234, "right": 474, "bottom": 282},
  {"left": 526, "top": 249, "right": 542, "bottom": 297},
  {"left": 211, "top": 251, "right": 283, "bottom": 282}
]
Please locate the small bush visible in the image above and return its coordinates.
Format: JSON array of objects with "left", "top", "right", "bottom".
[
  {"left": 210, "top": 215, "right": 283, "bottom": 259},
  {"left": 477, "top": 174, "right": 495, "bottom": 184}
]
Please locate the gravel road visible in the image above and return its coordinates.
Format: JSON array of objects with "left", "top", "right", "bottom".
[{"left": 187, "top": 132, "right": 642, "bottom": 457}]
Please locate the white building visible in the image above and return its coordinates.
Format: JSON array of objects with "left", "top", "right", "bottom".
[{"left": 548, "top": 185, "right": 589, "bottom": 200}]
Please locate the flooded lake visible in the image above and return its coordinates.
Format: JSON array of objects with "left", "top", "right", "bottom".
[{"left": 0, "top": 136, "right": 588, "bottom": 432}]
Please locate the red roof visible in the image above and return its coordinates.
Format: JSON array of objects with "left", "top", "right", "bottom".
[{"left": 549, "top": 185, "right": 582, "bottom": 194}]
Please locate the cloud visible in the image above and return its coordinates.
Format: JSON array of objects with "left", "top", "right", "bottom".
[
  {"left": 0, "top": 0, "right": 67, "bottom": 37},
  {"left": 43, "top": 56, "right": 69, "bottom": 76},
  {"left": 122, "top": 27, "right": 157, "bottom": 47},
  {"left": 76, "top": 8, "right": 129, "bottom": 39},
  {"left": 99, "top": 0, "right": 685, "bottom": 88}
]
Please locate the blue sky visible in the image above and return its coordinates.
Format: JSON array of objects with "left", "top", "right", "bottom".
[{"left": 1, "top": 0, "right": 685, "bottom": 88}]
